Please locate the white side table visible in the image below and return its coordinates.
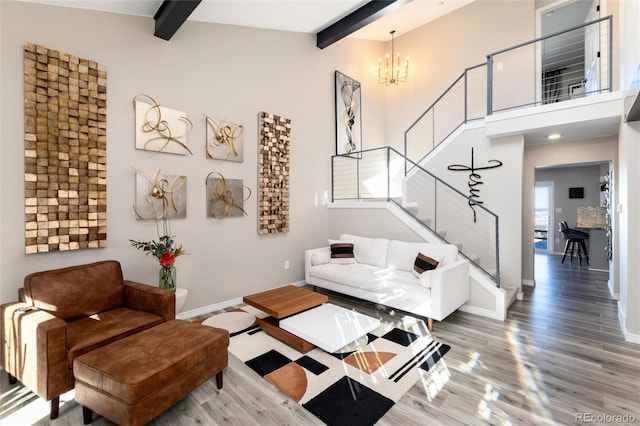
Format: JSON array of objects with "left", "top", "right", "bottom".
[{"left": 175, "top": 288, "right": 189, "bottom": 313}]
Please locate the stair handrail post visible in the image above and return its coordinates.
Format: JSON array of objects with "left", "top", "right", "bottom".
[
  {"left": 386, "top": 147, "right": 391, "bottom": 202},
  {"left": 608, "top": 16, "right": 613, "bottom": 93},
  {"left": 331, "top": 156, "right": 335, "bottom": 202},
  {"left": 487, "top": 53, "right": 493, "bottom": 116},
  {"left": 355, "top": 152, "right": 360, "bottom": 199},
  {"left": 464, "top": 68, "right": 468, "bottom": 123},
  {"left": 495, "top": 214, "right": 500, "bottom": 288}
]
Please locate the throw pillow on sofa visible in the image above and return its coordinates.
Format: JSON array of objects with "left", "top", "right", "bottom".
[
  {"left": 413, "top": 252, "right": 440, "bottom": 288},
  {"left": 413, "top": 252, "right": 440, "bottom": 277},
  {"left": 328, "top": 239, "right": 356, "bottom": 264}
]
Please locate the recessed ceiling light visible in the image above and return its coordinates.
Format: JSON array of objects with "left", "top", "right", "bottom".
[{"left": 548, "top": 133, "right": 562, "bottom": 140}]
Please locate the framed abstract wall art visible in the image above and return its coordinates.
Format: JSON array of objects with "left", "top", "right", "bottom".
[
  {"left": 133, "top": 94, "right": 192, "bottom": 155},
  {"left": 335, "top": 71, "right": 362, "bottom": 157},
  {"left": 134, "top": 169, "right": 187, "bottom": 220},
  {"left": 206, "top": 172, "right": 250, "bottom": 219},
  {"left": 204, "top": 115, "right": 244, "bottom": 162}
]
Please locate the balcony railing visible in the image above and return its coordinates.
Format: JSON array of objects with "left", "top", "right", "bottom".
[
  {"left": 332, "top": 147, "right": 500, "bottom": 286},
  {"left": 405, "top": 16, "right": 613, "bottom": 168},
  {"left": 488, "top": 15, "right": 613, "bottom": 114}
]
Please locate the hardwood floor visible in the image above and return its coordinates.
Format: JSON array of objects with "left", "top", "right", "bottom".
[{"left": 2, "top": 253, "right": 638, "bottom": 425}]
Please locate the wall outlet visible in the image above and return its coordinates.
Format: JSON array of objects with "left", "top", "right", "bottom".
[{"left": 284, "top": 260, "right": 290, "bottom": 270}]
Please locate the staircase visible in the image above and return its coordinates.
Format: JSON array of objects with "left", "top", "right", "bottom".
[{"left": 330, "top": 17, "right": 613, "bottom": 321}]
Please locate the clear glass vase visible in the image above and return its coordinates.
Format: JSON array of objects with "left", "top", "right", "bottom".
[{"left": 159, "top": 265, "right": 176, "bottom": 292}]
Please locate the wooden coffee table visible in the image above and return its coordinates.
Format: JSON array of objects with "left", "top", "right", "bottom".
[{"left": 243, "top": 285, "right": 328, "bottom": 353}]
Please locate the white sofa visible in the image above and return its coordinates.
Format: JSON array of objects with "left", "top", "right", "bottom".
[{"left": 305, "top": 234, "right": 469, "bottom": 329}]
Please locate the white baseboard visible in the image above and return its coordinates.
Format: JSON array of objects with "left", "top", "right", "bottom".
[
  {"left": 459, "top": 304, "right": 504, "bottom": 321},
  {"left": 618, "top": 302, "right": 640, "bottom": 344},
  {"left": 522, "top": 279, "right": 535, "bottom": 287},
  {"left": 176, "top": 280, "right": 307, "bottom": 319},
  {"left": 176, "top": 297, "right": 242, "bottom": 319}
]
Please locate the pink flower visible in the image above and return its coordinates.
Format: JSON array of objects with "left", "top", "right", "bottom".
[{"left": 159, "top": 252, "right": 175, "bottom": 267}]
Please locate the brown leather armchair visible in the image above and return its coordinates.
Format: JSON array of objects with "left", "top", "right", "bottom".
[{"left": 1, "top": 260, "right": 175, "bottom": 419}]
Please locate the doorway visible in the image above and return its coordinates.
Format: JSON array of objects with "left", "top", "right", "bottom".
[
  {"left": 536, "top": 0, "right": 602, "bottom": 104},
  {"left": 534, "top": 181, "right": 554, "bottom": 253}
]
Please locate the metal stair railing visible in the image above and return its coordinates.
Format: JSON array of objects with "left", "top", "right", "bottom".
[
  {"left": 404, "top": 63, "right": 486, "bottom": 173},
  {"left": 332, "top": 147, "right": 500, "bottom": 287}
]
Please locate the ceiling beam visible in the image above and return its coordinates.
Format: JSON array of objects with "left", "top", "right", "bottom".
[
  {"left": 153, "top": 0, "right": 202, "bottom": 41},
  {"left": 316, "top": 0, "right": 411, "bottom": 49}
]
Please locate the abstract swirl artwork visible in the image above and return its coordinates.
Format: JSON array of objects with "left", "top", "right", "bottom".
[
  {"left": 134, "top": 169, "right": 187, "bottom": 220},
  {"left": 206, "top": 172, "right": 250, "bottom": 219},
  {"left": 133, "top": 94, "right": 192, "bottom": 155},
  {"left": 335, "top": 71, "right": 362, "bottom": 156},
  {"left": 258, "top": 112, "right": 291, "bottom": 234},
  {"left": 204, "top": 115, "right": 244, "bottom": 162},
  {"left": 24, "top": 43, "right": 107, "bottom": 253}
]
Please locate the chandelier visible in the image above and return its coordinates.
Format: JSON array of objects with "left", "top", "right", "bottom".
[{"left": 378, "top": 30, "right": 409, "bottom": 86}]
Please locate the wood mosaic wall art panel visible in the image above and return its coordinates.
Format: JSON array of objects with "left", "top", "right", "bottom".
[
  {"left": 258, "top": 112, "right": 291, "bottom": 234},
  {"left": 24, "top": 43, "right": 107, "bottom": 254}
]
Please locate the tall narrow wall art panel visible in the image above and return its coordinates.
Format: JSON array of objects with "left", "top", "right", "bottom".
[
  {"left": 258, "top": 112, "right": 291, "bottom": 234},
  {"left": 24, "top": 43, "right": 107, "bottom": 253},
  {"left": 335, "top": 71, "right": 361, "bottom": 156}
]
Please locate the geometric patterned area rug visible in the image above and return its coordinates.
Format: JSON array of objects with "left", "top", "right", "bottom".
[{"left": 203, "top": 306, "right": 451, "bottom": 426}]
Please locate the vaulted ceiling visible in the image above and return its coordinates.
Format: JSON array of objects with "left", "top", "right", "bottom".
[{"left": 18, "top": 0, "right": 475, "bottom": 43}]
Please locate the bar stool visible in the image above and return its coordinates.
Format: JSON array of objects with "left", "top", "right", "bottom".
[{"left": 559, "top": 221, "right": 590, "bottom": 265}]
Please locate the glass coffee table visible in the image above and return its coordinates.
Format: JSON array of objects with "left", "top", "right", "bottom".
[{"left": 280, "top": 303, "right": 381, "bottom": 353}]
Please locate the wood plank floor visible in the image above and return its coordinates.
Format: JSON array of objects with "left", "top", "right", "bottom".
[{"left": 2, "top": 253, "right": 639, "bottom": 425}]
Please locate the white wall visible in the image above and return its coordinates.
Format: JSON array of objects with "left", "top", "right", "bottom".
[
  {"left": 424, "top": 128, "right": 524, "bottom": 290},
  {"left": 382, "top": 0, "right": 537, "bottom": 152},
  {"left": 0, "top": 1, "right": 385, "bottom": 310},
  {"left": 617, "top": 0, "right": 640, "bottom": 340}
]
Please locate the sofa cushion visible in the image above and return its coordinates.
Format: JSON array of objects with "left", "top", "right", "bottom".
[
  {"left": 24, "top": 260, "right": 125, "bottom": 321},
  {"left": 339, "top": 234, "right": 389, "bottom": 267},
  {"left": 418, "top": 271, "right": 432, "bottom": 288},
  {"left": 328, "top": 240, "right": 356, "bottom": 264},
  {"left": 309, "top": 264, "right": 431, "bottom": 305},
  {"left": 387, "top": 240, "right": 458, "bottom": 271},
  {"left": 311, "top": 251, "right": 331, "bottom": 266},
  {"left": 67, "top": 307, "right": 164, "bottom": 367}
]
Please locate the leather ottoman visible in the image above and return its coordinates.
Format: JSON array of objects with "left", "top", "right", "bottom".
[{"left": 73, "top": 320, "right": 229, "bottom": 426}]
